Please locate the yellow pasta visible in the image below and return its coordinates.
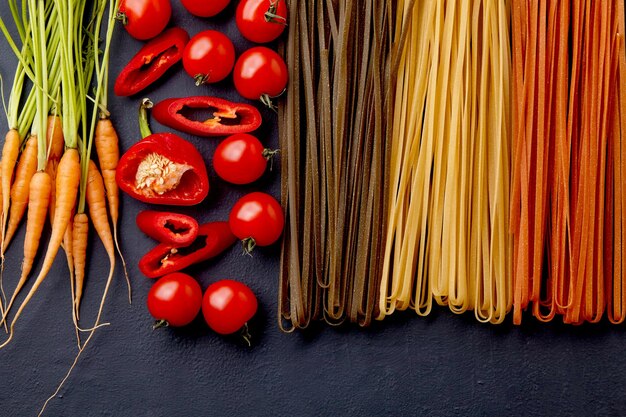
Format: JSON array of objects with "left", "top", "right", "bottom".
[{"left": 379, "top": 0, "right": 512, "bottom": 324}]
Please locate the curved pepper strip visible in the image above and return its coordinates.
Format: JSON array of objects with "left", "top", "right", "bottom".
[
  {"left": 114, "top": 27, "right": 190, "bottom": 97},
  {"left": 116, "top": 132, "right": 209, "bottom": 206},
  {"left": 139, "top": 221, "right": 236, "bottom": 278},
  {"left": 136, "top": 210, "right": 199, "bottom": 246},
  {"left": 152, "top": 96, "right": 262, "bottom": 137}
]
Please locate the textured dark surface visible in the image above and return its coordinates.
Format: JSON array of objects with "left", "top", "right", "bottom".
[{"left": 1, "top": 2, "right": 626, "bottom": 417}]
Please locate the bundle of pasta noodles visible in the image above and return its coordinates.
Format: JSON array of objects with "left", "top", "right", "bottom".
[
  {"left": 278, "top": 0, "right": 400, "bottom": 329},
  {"left": 378, "top": 0, "right": 513, "bottom": 324},
  {"left": 510, "top": 1, "right": 626, "bottom": 324}
]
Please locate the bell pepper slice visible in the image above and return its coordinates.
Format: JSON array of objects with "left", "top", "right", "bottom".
[
  {"left": 139, "top": 221, "right": 236, "bottom": 278},
  {"left": 116, "top": 132, "right": 209, "bottom": 206},
  {"left": 136, "top": 210, "right": 199, "bottom": 246},
  {"left": 114, "top": 27, "right": 190, "bottom": 97},
  {"left": 152, "top": 96, "right": 262, "bottom": 137}
]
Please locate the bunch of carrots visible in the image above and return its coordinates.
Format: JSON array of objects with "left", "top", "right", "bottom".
[{"left": 0, "top": 0, "right": 128, "bottom": 412}]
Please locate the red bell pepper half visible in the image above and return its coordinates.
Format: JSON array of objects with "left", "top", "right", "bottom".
[
  {"left": 152, "top": 96, "right": 262, "bottom": 137},
  {"left": 114, "top": 27, "right": 190, "bottom": 97},
  {"left": 139, "top": 221, "right": 236, "bottom": 278},
  {"left": 136, "top": 210, "right": 199, "bottom": 246},
  {"left": 116, "top": 132, "right": 209, "bottom": 206}
]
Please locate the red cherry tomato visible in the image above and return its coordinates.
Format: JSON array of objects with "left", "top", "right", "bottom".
[
  {"left": 202, "top": 280, "right": 258, "bottom": 335},
  {"left": 213, "top": 134, "right": 276, "bottom": 185},
  {"left": 147, "top": 273, "right": 203, "bottom": 327},
  {"left": 181, "top": 0, "right": 230, "bottom": 17},
  {"left": 236, "top": 0, "right": 288, "bottom": 43},
  {"left": 229, "top": 191, "right": 284, "bottom": 250},
  {"left": 183, "top": 30, "right": 235, "bottom": 85},
  {"left": 233, "top": 46, "right": 288, "bottom": 107},
  {"left": 118, "top": 0, "right": 171, "bottom": 40}
]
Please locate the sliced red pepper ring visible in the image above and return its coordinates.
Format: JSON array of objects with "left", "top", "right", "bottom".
[
  {"left": 116, "top": 132, "right": 209, "bottom": 206},
  {"left": 139, "top": 222, "right": 236, "bottom": 278},
  {"left": 152, "top": 96, "right": 262, "bottom": 137},
  {"left": 114, "top": 27, "right": 190, "bottom": 97},
  {"left": 136, "top": 210, "right": 199, "bottom": 246}
]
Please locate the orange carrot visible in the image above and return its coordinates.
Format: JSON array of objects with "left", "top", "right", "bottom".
[
  {"left": 72, "top": 213, "right": 88, "bottom": 318},
  {"left": 45, "top": 115, "right": 64, "bottom": 224},
  {"left": 0, "top": 168, "right": 3, "bottom": 223},
  {"left": 1, "top": 129, "right": 21, "bottom": 242},
  {"left": 0, "top": 128, "right": 22, "bottom": 303},
  {"left": 0, "top": 148, "right": 80, "bottom": 348},
  {"left": 46, "top": 115, "right": 64, "bottom": 161},
  {"left": 63, "top": 211, "right": 82, "bottom": 348},
  {"left": 3, "top": 136, "right": 38, "bottom": 252},
  {"left": 95, "top": 117, "right": 130, "bottom": 302},
  {"left": 0, "top": 171, "right": 51, "bottom": 326},
  {"left": 44, "top": 115, "right": 80, "bottom": 335},
  {"left": 94, "top": 118, "right": 118, "bottom": 222},
  {"left": 86, "top": 160, "right": 115, "bottom": 270}
]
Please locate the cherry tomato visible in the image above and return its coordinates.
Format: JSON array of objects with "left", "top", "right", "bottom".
[
  {"left": 181, "top": 0, "right": 230, "bottom": 17},
  {"left": 213, "top": 134, "right": 276, "bottom": 185},
  {"left": 147, "top": 273, "right": 203, "bottom": 327},
  {"left": 183, "top": 30, "right": 235, "bottom": 85},
  {"left": 229, "top": 191, "right": 284, "bottom": 250},
  {"left": 233, "top": 46, "right": 288, "bottom": 107},
  {"left": 236, "top": 0, "right": 288, "bottom": 43},
  {"left": 118, "top": 0, "right": 172, "bottom": 40},
  {"left": 202, "top": 280, "right": 258, "bottom": 335}
]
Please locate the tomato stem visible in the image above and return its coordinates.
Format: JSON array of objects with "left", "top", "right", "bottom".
[
  {"left": 264, "top": 0, "right": 287, "bottom": 25},
  {"left": 152, "top": 319, "right": 169, "bottom": 330},
  {"left": 241, "top": 238, "right": 256, "bottom": 256},
  {"left": 259, "top": 94, "right": 277, "bottom": 112},
  {"left": 262, "top": 148, "right": 280, "bottom": 171},
  {"left": 240, "top": 323, "right": 252, "bottom": 347},
  {"left": 139, "top": 98, "right": 154, "bottom": 138},
  {"left": 259, "top": 87, "right": 286, "bottom": 112},
  {"left": 114, "top": 11, "right": 128, "bottom": 26},
  {"left": 194, "top": 74, "right": 208, "bottom": 86}
]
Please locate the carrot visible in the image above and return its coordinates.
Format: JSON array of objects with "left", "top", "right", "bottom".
[
  {"left": 94, "top": 118, "right": 118, "bottom": 222},
  {"left": 0, "top": 168, "right": 3, "bottom": 223},
  {"left": 46, "top": 115, "right": 64, "bottom": 160},
  {"left": 45, "top": 114, "right": 64, "bottom": 223},
  {"left": 63, "top": 209, "right": 82, "bottom": 348},
  {"left": 0, "top": 171, "right": 51, "bottom": 326},
  {"left": 1, "top": 131, "right": 22, "bottom": 243},
  {"left": 0, "top": 128, "right": 21, "bottom": 301},
  {"left": 72, "top": 212, "right": 88, "bottom": 318},
  {"left": 0, "top": 147, "right": 80, "bottom": 348},
  {"left": 45, "top": 114, "right": 81, "bottom": 338},
  {"left": 74, "top": 161, "right": 117, "bottom": 319},
  {"left": 95, "top": 117, "right": 130, "bottom": 302},
  {"left": 3, "top": 135, "right": 38, "bottom": 252},
  {"left": 86, "top": 160, "right": 115, "bottom": 277}
]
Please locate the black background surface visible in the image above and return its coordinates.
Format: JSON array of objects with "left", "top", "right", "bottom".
[{"left": 0, "top": 2, "right": 626, "bottom": 417}]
